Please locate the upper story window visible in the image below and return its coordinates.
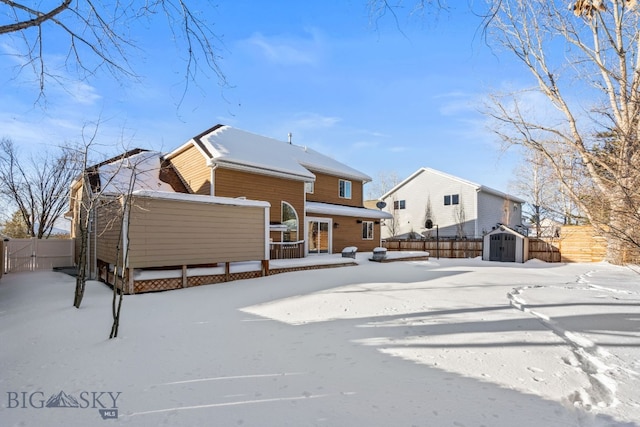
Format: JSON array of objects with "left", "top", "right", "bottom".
[
  {"left": 305, "top": 182, "right": 314, "bottom": 194},
  {"left": 393, "top": 200, "right": 406, "bottom": 210},
  {"left": 339, "top": 179, "right": 352, "bottom": 199},
  {"left": 362, "top": 221, "right": 374, "bottom": 240},
  {"left": 444, "top": 194, "right": 459, "bottom": 206}
]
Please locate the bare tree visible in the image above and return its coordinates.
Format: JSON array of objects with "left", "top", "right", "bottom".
[
  {"left": 384, "top": 195, "right": 401, "bottom": 237},
  {"left": 71, "top": 125, "right": 103, "bottom": 308},
  {"left": 454, "top": 197, "right": 466, "bottom": 238},
  {"left": 511, "top": 150, "right": 548, "bottom": 236},
  {"left": 511, "top": 148, "right": 586, "bottom": 237},
  {"left": 70, "top": 121, "right": 137, "bottom": 308},
  {"left": 0, "top": 138, "right": 79, "bottom": 239},
  {"left": 485, "top": 0, "right": 640, "bottom": 264},
  {"left": 366, "top": 170, "right": 401, "bottom": 200},
  {"left": 0, "top": 1, "right": 225, "bottom": 97},
  {"left": 423, "top": 196, "right": 435, "bottom": 238}
]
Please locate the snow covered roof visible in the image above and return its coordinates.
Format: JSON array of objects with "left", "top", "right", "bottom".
[
  {"left": 484, "top": 224, "right": 528, "bottom": 238},
  {"left": 306, "top": 202, "right": 393, "bottom": 219},
  {"left": 97, "top": 151, "right": 174, "bottom": 195},
  {"left": 381, "top": 167, "right": 525, "bottom": 203},
  {"left": 170, "top": 125, "right": 371, "bottom": 183},
  {"left": 131, "top": 190, "right": 270, "bottom": 208}
]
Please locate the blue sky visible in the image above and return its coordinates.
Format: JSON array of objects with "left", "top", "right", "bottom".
[{"left": 0, "top": 1, "right": 530, "bottom": 198}]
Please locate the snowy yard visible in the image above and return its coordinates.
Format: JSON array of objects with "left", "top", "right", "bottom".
[{"left": 0, "top": 256, "right": 638, "bottom": 426}]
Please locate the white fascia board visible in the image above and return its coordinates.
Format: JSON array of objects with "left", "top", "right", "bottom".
[
  {"left": 306, "top": 202, "right": 394, "bottom": 219},
  {"left": 131, "top": 189, "right": 271, "bottom": 208},
  {"left": 216, "top": 160, "right": 316, "bottom": 182},
  {"left": 164, "top": 140, "right": 195, "bottom": 160},
  {"left": 300, "top": 163, "right": 371, "bottom": 183},
  {"left": 477, "top": 186, "right": 526, "bottom": 204}
]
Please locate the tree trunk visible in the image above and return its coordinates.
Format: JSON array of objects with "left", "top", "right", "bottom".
[{"left": 602, "top": 191, "right": 640, "bottom": 265}]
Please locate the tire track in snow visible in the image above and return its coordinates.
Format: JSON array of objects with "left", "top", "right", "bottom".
[{"left": 507, "top": 270, "right": 627, "bottom": 413}]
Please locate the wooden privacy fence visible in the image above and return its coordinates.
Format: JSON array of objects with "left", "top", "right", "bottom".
[
  {"left": 556, "top": 226, "right": 607, "bottom": 262},
  {"left": 3, "top": 238, "right": 74, "bottom": 273},
  {"left": 383, "top": 238, "right": 561, "bottom": 262},
  {"left": 528, "top": 238, "right": 562, "bottom": 263},
  {"left": 384, "top": 239, "right": 483, "bottom": 259}
]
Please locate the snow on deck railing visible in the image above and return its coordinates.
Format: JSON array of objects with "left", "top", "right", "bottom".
[{"left": 270, "top": 240, "right": 305, "bottom": 260}]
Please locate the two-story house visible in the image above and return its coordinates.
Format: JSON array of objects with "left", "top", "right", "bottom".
[
  {"left": 380, "top": 167, "right": 525, "bottom": 239},
  {"left": 165, "top": 125, "right": 392, "bottom": 256}
]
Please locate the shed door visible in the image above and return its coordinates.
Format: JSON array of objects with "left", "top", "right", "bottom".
[
  {"left": 489, "top": 233, "right": 516, "bottom": 262},
  {"left": 503, "top": 234, "right": 516, "bottom": 262}
]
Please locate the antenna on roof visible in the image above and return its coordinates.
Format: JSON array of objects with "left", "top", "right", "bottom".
[{"left": 288, "top": 132, "right": 292, "bottom": 144}]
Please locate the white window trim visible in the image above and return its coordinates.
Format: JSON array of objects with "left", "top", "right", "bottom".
[
  {"left": 362, "top": 221, "right": 374, "bottom": 240},
  {"left": 281, "top": 201, "right": 299, "bottom": 242},
  {"left": 305, "top": 182, "right": 314, "bottom": 194},
  {"left": 339, "top": 179, "right": 352, "bottom": 199}
]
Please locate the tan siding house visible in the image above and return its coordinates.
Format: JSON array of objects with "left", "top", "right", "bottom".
[
  {"left": 69, "top": 126, "right": 392, "bottom": 293},
  {"left": 166, "top": 125, "right": 392, "bottom": 258}
]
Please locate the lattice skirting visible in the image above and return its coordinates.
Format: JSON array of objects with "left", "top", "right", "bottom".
[
  {"left": 269, "top": 262, "right": 357, "bottom": 275},
  {"left": 96, "top": 259, "right": 357, "bottom": 294},
  {"left": 134, "top": 278, "right": 182, "bottom": 293},
  {"left": 133, "top": 272, "right": 266, "bottom": 293}
]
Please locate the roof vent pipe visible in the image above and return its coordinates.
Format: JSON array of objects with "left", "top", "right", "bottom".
[{"left": 288, "top": 132, "right": 292, "bottom": 144}]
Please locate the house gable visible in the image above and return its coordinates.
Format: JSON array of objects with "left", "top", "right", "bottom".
[
  {"left": 165, "top": 142, "right": 212, "bottom": 195},
  {"left": 163, "top": 125, "right": 386, "bottom": 255},
  {"left": 381, "top": 167, "right": 523, "bottom": 239},
  {"left": 381, "top": 168, "right": 479, "bottom": 238}
]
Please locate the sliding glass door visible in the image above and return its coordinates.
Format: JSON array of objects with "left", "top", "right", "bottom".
[{"left": 308, "top": 219, "right": 331, "bottom": 254}]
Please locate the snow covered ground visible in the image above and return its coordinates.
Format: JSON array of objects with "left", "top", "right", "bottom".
[{"left": 0, "top": 255, "right": 638, "bottom": 426}]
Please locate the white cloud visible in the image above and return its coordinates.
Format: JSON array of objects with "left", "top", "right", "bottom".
[
  {"left": 433, "top": 91, "right": 480, "bottom": 117},
  {"left": 242, "top": 29, "right": 324, "bottom": 66},
  {"left": 290, "top": 112, "right": 341, "bottom": 129},
  {"left": 351, "top": 140, "right": 379, "bottom": 150},
  {"left": 61, "top": 81, "right": 102, "bottom": 106},
  {"left": 388, "top": 146, "right": 408, "bottom": 153}
]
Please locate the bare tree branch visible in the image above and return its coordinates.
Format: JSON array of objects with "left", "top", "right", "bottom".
[
  {"left": 0, "top": 0, "right": 71, "bottom": 34},
  {"left": 1, "top": 0, "right": 226, "bottom": 98}
]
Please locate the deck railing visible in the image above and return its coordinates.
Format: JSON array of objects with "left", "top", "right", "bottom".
[{"left": 270, "top": 240, "right": 305, "bottom": 260}]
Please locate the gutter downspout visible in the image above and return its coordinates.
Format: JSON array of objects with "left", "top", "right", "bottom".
[
  {"left": 475, "top": 188, "right": 480, "bottom": 238},
  {"left": 264, "top": 206, "right": 270, "bottom": 260},
  {"left": 208, "top": 161, "right": 218, "bottom": 196}
]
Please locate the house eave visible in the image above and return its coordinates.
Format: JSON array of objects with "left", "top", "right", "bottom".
[
  {"left": 306, "top": 202, "right": 394, "bottom": 219},
  {"left": 215, "top": 160, "right": 316, "bottom": 182}
]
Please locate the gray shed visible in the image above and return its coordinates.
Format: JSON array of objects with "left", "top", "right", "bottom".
[{"left": 482, "top": 226, "right": 528, "bottom": 263}]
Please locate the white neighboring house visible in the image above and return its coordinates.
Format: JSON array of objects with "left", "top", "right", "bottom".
[{"left": 380, "top": 167, "right": 526, "bottom": 239}]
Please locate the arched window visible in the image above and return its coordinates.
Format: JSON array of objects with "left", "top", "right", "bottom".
[{"left": 281, "top": 202, "right": 298, "bottom": 242}]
